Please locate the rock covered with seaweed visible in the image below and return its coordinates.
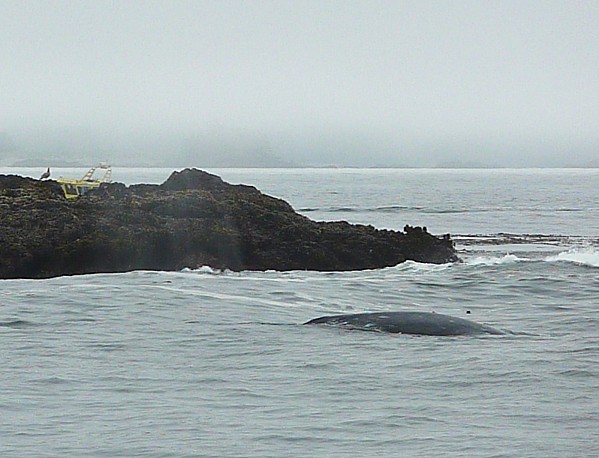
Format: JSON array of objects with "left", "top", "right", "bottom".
[{"left": 0, "top": 168, "right": 459, "bottom": 278}]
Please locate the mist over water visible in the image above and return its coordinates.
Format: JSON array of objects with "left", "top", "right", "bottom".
[
  {"left": 1, "top": 168, "right": 597, "bottom": 457},
  {"left": 1, "top": 1, "right": 598, "bottom": 167}
]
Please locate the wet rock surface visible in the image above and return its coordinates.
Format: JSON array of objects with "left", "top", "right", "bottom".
[{"left": 0, "top": 169, "right": 459, "bottom": 279}]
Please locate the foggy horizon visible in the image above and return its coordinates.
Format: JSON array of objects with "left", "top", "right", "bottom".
[{"left": 1, "top": 1, "right": 598, "bottom": 168}]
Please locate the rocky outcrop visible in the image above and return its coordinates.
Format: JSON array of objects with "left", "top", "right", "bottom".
[{"left": 0, "top": 169, "right": 459, "bottom": 279}]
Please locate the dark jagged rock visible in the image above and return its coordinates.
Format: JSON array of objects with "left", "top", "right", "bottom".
[{"left": 0, "top": 169, "right": 459, "bottom": 279}]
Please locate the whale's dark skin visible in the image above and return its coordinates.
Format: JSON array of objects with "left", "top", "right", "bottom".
[{"left": 304, "top": 311, "right": 505, "bottom": 336}]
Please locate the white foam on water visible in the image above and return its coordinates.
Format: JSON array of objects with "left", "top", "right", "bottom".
[
  {"left": 546, "top": 247, "right": 599, "bottom": 268},
  {"left": 180, "top": 265, "right": 227, "bottom": 275},
  {"left": 391, "top": 260, "right": 454, "bottom": 274},
  {"left": 465, "top": 253, "right": 526, "bottom": 266}
]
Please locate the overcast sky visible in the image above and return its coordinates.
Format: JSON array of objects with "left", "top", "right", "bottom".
[{"left": 1, "top": 0, "right": 598, "bottom": 166}]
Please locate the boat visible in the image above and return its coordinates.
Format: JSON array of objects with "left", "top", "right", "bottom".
[{"left": 57, "top": 163, "right": 112, "bottom": 199}]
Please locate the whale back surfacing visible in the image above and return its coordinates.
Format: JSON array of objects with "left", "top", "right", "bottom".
[{"left": 304, "top": 311, "right": 504, "bottom": 336}]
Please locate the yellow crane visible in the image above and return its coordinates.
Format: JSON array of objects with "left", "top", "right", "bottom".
[{"left": 57, "top": 163, "right": 112, "bottom": 199}]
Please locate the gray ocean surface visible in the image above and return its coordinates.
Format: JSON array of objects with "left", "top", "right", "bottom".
[{"left": 1, "top": 168, "right": 598, "bottom": 457}]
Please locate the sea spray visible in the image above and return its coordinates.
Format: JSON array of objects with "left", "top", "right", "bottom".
[{"left": 547, "top": 247, "right": 599, "bottom": 268}]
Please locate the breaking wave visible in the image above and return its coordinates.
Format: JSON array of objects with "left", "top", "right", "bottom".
[
  {"left": 181, "top": 265, "right": 227, "bottom": 275},
  {"left": 464, "top": 248, "right": 599, "bottom": 268},
  {"left": 546, "top": 248, "right": 599, "bottom": 268},
  {"left": 465, "top": 254, "right": 527, "bottom": 266}
]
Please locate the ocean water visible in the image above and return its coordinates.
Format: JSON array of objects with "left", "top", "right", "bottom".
[{"left": 1, "top": 168, "right": 598, "bottom": 457}]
